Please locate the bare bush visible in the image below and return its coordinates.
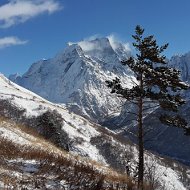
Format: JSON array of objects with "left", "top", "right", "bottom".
[{"left": 0, "top": 137, "right": 136, "bottom": 189}]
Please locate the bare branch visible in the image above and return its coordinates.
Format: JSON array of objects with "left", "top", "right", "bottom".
[{"left": 143, "top": 104, "right": 160, "bottom": 111}]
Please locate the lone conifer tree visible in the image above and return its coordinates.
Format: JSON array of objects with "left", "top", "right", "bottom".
[{"left": 106, "top": 25, "right": 189, "bottom": 189}]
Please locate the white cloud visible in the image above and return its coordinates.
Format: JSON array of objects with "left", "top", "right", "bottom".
[
  {"left": 107, "top": 34, "right": 131, "bottom": 52},
  {"left": 68, "top": 34, "right": 131, "bottom": 53},
  {"left": 0, "top": 36, "right": 28, "bottom": 49},
  {"left": 79, "top": 35, "right": 104, "bottom": 51},
  {"left": 68, "top": 34, "right": 102, "bottom": 51},
  {"left": 78, "top": 41, "right": 102, "bottom": 52},
  {"left": 0, "top": 0, "right": 62, "bottom": 28},
  {"left": 68, "top": 40, "right": 101, "bottom": 52},
  {"left": 84, "top": 34, "right": 102, "bottom": 41}
]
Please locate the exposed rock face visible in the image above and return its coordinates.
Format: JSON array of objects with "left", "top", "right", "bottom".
[
  {"left": 9, "top": 37, "right": 190, "bottom": 168},
  {"left": 107, "top": 53, "right": 190, "bottom": 166},
  {"left": 10, "top": 38, "right": 135, "bottom": 122},
  {"left": 169, "top": 52, "right": 190, "bottom": 82}
]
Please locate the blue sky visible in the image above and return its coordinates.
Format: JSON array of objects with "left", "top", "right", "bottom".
[{"left": 0, "top": 0, "right": 190, "bottom": 76}]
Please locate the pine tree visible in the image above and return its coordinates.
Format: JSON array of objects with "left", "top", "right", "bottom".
[{"left": 106, "top": 25, "right": 189, "bottom": 189}]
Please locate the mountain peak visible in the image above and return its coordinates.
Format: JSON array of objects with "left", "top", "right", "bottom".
[
  {"left": 9, "top": 36, "right": 134, "bottom": 121},
  {"left": 67, "top": 37, "right": 130, "bottom": 62},
  {"left": 78, "top": 37, "right": 117, "bottom": 62},
  {"left": 55, "top": 43, "right": 84, "bottom": 63},
  {"left": 170, "top": 51, "right": 190, "bottom": 82},
  {"left": 75, "top": 37, "right": 110, "bottom": 52}
]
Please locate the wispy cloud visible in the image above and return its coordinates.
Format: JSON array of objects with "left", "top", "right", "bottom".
[
  {"left": 107, "top": 34, "right": 131, "bottom": 52},
  {"left": 0, "top": 36, "right": 28, "bottom": 49},
  {"left": 79, "top": 34, "right": 104, "bottom": 51},
  {"left": 68, "top": 35, "right": 101, "bottom": 52},
  {"left": 69, "top": 34, "right": 131, "bottom": 53},
  {"left": 0, "top": 0, "right": 62, "bottom": 28},
  {"left": 84, "top": 34, "right": 102, "bottom": 41}
]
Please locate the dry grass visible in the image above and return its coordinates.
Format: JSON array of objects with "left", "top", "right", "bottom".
[
  {"left": 0, "top": 116, "right": 140, "bottom": 189},
  {"left": 0, "top": 136, "right": 138, "bottom": 189}
]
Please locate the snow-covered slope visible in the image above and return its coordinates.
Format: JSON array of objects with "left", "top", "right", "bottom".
[
  {"left": 103, "top": 51, "right": 190, "bottom": 167},
  {"left": 139, "top": 53, "right": 190, "bottom": 166},
  {"left": 1, "top": 74, "right": 190, "bottom": 189},
  {"left": 0, "top": 118, "right": 135, "bottom": 190},
  {"left": 9, "top": 41, "right": 190, "bottom": 125},
  {"left": 0, "top": 73, "right": 105, "bottom": 163},
  {"left": 169, "top": 52, "right": 190, "bottom": 82},
  {"left": 10, "top": 38, "right": 135, "bottom": 122}
]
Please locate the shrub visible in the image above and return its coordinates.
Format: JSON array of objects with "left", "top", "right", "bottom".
[
  {"left": 36, "top": 109, "right": 70, "bottom": 151},
  {"left": 0, "top": 99, "right": 26, "bottom": 121}
]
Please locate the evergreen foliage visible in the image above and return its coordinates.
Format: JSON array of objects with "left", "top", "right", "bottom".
[
  {"left": 106, "top": 25, "right": 189, "bottom": 189},
  {"left": 36, "top": 110, "right": 70, "bottom": 151}
]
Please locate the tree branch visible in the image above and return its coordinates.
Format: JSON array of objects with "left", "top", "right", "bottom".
[{"left": 143, "top": 104, "right": 160, "bottom": 111}]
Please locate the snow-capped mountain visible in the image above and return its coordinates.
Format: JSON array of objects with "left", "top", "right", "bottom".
[
  {"left": 0, "top": 74, "right": 134, "bottom": 189},
  {"left": 0, "top": 73, "right": 106, "bottom": 162},
  {"left": 9, "top": 37, "right": 190, "bottom": 168},
  {"left": 10, "top": 38, "right": 135, "bottom": 122},
  {"left": 169, "top": 52, "right": 190, "bottom": 82},
  {"left": 104, "top": 52, "right": 190, "bottom": 167},
  {"left": 1, "top": 74, "right": 189, "bottom": 189}
]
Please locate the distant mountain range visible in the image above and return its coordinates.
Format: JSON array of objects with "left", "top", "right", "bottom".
[
  {"left": 0, "top": 73, "right": 189, "bottom": 189},
  {"left": 9, "top": 37, "right": 135, "bottom": 122},
  {"left": 9, "top": 37, "right": 190, "bottom": 169}
]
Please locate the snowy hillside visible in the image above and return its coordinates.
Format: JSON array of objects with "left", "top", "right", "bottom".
[
  {"left": 1, "top": 74, "right": 190, "bottom": 189},
  {"left": 10, "top": 37, "right": 135, "bottom": 122},
  {"left": 99, "top": 50, "right": 190, "bottom": 168},
  {"left": 9, "top": 40, "right": 190, "bottom": 125},
  {"left": 117, "top": 53, "right": 190, "bottom": 167},
  {"left": 0, "top": 118, "right": 137, "bottom": 189},
  {"left": 0, "top": 73, "right": 105, "bottom": 163}
]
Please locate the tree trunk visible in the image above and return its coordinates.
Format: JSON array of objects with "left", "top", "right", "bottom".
[{"left": 138, "top": 74, "right": 144, "bottom": 190}]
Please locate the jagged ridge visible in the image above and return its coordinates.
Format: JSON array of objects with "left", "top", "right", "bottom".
[{"left": 10, "top": 38, "right": 135, "bottom": 122}]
